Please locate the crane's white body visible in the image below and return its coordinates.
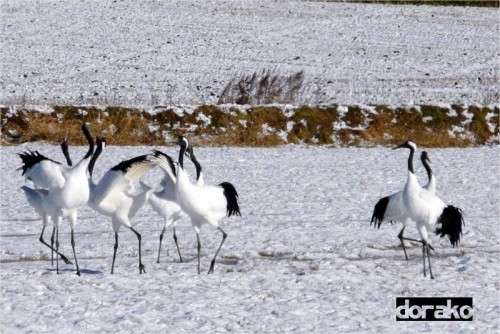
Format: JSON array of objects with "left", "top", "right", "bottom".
[
  {"left": 144, "top": 152, "right": 185, "bottom": 262},
  {"left": 147, "top": 179, "right": 185, "bottom": 227},
  {"left": 86, "top": 139, "right": 154, "bottom": 274},
  {"left": 176, "top": 168, "right": 228, "bottom": 234},
  {"left": 382, "top": 191, "right": 412, "bottom": 227},
  {"left": 394, "top": 141, "right": 464, "bottom": 279},
  {"left": 20, "top": 185, "right": 75, "bottom": 265},
  {"left": 399, "top": 145, "right": 445, "bottom": 245},
  {"left": 152, "top": 137, "right": 240, "bottom": 274},
  {"left": 89, "top": 168, "right": 153, "bottom": 231},
  {"left": 23, "top": 154, "right": 91, "bottom": 227},
  {"left": 403, "top": 173, "right": 445, "bottom": 242},
  {"left": 148, "top": 148, "right": 207, "bottom": 263},
  {"left": 18, "top": 124, "right": 94, "bottom": 276},
  {"left": 21, "top": 186, "right": 50, "bottom": 226},
  {"left": 371, "top": 151, "right": 437, "bottom": 261}
]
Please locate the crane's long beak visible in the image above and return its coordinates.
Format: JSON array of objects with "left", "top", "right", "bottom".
[{"left": 392, "top": 143, "right": 406, "bottom": 150}]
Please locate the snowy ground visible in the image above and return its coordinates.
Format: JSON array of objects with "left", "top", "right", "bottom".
[
  {"left": 1, "top": 0, "right": 498, "bottom": 107},
  {"left": 1, "top": 143, "right": 498, "bottom": 333}
]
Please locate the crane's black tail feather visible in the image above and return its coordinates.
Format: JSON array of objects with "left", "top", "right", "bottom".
[
  {"left": 219, "top": 182, "right": 241, "bottom": 217},
  {"left": 371, "top": 196, "right": 389, "bottom": 229},
  {"left": 435, "top": 205, "right": 464, "bottom": 247}
]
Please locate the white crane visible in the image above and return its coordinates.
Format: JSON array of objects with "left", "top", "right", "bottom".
[
  {"left": 154, "top": 137, "right": 241, "bottom": 274},
  {"left": 145, "top": 145, "right": 206, "bottom": 264},
  {"left": 18, "top": 123, "right": 95, "bottom": 276},
  {"left": 394, "top": 140, "right": 465, "bottom": 279},
  {"left": 20, "top": 135, "right": 75, "bottom": 266},
  {"left": 142, "top": 150, "right": 184, "bottom": 264},
  {"left": 87, "top": 137, "right": 155, "bottom": 274},
  {"left": 371, "top": 151, "right": 436, "bottom": 260}
]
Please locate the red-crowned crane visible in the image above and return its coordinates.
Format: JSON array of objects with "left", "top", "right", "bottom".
[
  {"left": 145, "top": 145, "right": 206, "bottom": 264},
  {"left": 18, "top": 123, "right": 95, "bottom": 276},
  {"left": 154, "top": 137, "right": 241, "bottom": 274},
  {"left": 371, "top": 151, "right": 436, "bottom": 260},
  {"left": 87, "top": 137, "right": 155, "bottom": 274},
  {"left": 394, "top": 141, "right": 464, "bottom": 279},
  {"left": 20, "top": 135, "right": 75, "bottom": 266},
  {"left": 143, "top": 150, "right": 185, "bottom": 264}
]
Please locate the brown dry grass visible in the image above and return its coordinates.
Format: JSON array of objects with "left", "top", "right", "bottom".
[
  {"left": 289, "top": 106, "right": 339, "bottom": 144},
  {"left": 1, "top": 104, "right": 498, "bottom": 147},
  {"left": 362, "top": 105, "right": 495, "bottom": 148}
]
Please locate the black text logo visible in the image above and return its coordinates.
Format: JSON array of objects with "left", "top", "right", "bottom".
[{"left": 396, "top": 297, "right": 473, "bottom": 321}]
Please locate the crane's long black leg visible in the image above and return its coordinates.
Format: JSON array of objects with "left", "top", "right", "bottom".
[
  {"left": 196, "top": 232, "right": 201, "bottom": 275},
  {"left": 173, "top": 227, "right": 183, "bottom": 263},
  {"left": 404, "top": 237, "right": 434, "bottom": 250},
  {"left": 208, "top": 227, "right": 227, "bottom": 274},
  {"left": 39, "top": 226, "right": 72, "bottom": 265},
  {"left": 157, "top": 226, "right": 165, "bottom": 264},
  {"left": 397, "top": 227, "right": 409, "bottom": 261},
  {"left": 401, "top": 233, "right": 432, "bottom": 269},
  {"left": 426, "top": 242, "right": 434, "bottom": 279},
  {"left": 111, "top": 232, "right": 118, "bottom": 274},
  {"left": 130, "top": 227, "right": 146, "bottom": 274},
  {"left": 51, "top": 226, "right": 56, "bottom": 265},
  {"left": 71, "top": 229, "right": 80, "bottom": 276},
  {"left": 55, "top": 228, "right": 60, "bottom": 274},
  {"left": 401, "top": 236, "right": 424, "bottom": 244},
  {"left": 422, "top": 242, "right": 427, "bottom": 278}
]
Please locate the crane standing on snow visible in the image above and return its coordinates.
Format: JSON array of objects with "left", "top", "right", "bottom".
[
  {"left": 153, "top": 137, "right": 241, "bottom": 274},
  {"left": 20, "top": 135, "right": 75, "bottom": 266},
  {"left": 371, "top": 150, "right": 436, "bottom": 261},
  {"left": 87, "top": 137, "right": 155, "bottom": 274},
  {"left": 393, "top": 140, "right": 464, "bottom": 279},
  {"left": 18, "top": 122, "right": 95, "bottom": 276}
]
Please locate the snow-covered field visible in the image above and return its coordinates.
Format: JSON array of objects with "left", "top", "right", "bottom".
[
  {"left": 1, "top": 0, "right": 498, "bottom": 107},
  {"left": 1, "top": 143, "right": 498, "bottom": 333}
]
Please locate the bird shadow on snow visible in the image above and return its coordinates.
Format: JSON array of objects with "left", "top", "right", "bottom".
[{"left": 46, "top": 267, "right": 103, "bottom": 275}]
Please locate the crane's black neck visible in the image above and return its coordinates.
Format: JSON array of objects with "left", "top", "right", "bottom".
[
  {"left": 60, "top": 140, "right": 73, "bottom": 167},
  {"left": 88, "top": 138, "right": 103, "bottom": 177},
  {"left": 407, "top": 146, "right": 415, "bottom": 174},
  {"left": 82, "top": 123, "right": 95, "bottom": 160},
  {"left": 178, "top": 140, "right": 187, "bottom": 170},
  {"left": 189, "top": 148, "right": 202, "bottom": 181},
  {"left": 421, "top": 155, "right": 432, "bottom": 181}
]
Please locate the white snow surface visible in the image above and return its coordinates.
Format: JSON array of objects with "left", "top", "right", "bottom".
[
  {"left": 1, "top": 144, "right": 499, "bottom": 333},
  {"left": 1, "top": 0, "right": 499, "bottom": 107}
]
